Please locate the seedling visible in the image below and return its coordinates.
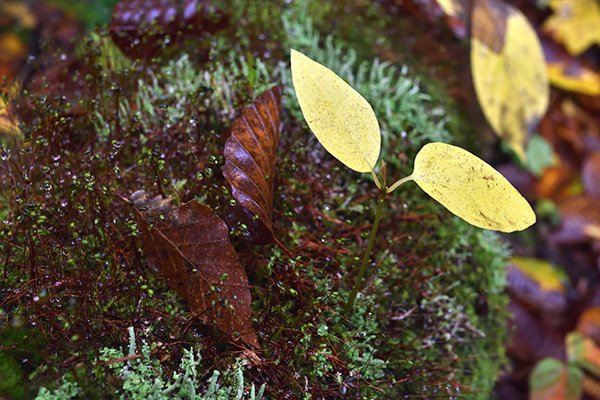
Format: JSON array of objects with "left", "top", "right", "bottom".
[{"left": 290, "top": 49, "right": 536, "bottom": 312}]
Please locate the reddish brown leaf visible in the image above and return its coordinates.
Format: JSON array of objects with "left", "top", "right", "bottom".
[
  {"left": 109, "top": 0, "right": 228, "bottom": 60},
  {"left": 583, "top": 153, "right": 600, "bottom": 199},
  {"left": 130, "top": 190, "right": 258, "bottom": 347},
  {"left": 223, "top": 87, "right": 282, "bottom": 243}
]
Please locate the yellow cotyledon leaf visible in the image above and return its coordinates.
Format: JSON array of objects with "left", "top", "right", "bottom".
[
  {"left": 411, "top": 142, "right": 536, "bottom": 232},
  {"left": 290, "top": 49, "right": 381, "bottom": 173},
  {"left": 471, "top": 0, "right": 549, "bottom": 161}
]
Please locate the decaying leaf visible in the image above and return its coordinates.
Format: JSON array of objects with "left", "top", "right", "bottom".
[
  {"left": 530, "top": 357, "right": 583, "bottom": 400},
  {"left": 290, "top": 49, "right": 381, "bottom": 173},
  {"left": 223, "top": 87, "right": 281, "bottom": 241},
  {"left": 543, "top": 38, "right": 600, "bottom": 96},
  {"left": 471, "top": 0, "right": 549, "bottom": 160},
  {"left": 409, "top": 142, "right": 536, "bottom": 232},
  {"left": 543, "top": 0, "right": 600, "bottom": 56},
  {"left": 567, "top": 332, "right": 600, "bottom": 377},
  {"left": 130, "top": 191, "right": 258, "bottom": 347}
]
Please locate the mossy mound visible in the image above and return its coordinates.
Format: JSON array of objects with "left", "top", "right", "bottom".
[{"left": 0, "top": 1, "right": 508, "bottom": 398}]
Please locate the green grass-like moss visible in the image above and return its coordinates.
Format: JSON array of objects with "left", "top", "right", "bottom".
[{"left": 0, "top": 1, "right": 509, "bottom": 398}]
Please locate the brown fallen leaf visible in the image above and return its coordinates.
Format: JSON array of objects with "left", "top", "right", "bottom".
[
  {"left": 223, "top": 86, "right": 282, "bottom": 244},
  {"left": 129, "top": 190, "right": 258, "bottom": 347}
]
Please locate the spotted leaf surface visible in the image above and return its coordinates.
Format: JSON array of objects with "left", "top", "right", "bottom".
[
  {"left": 290, "top": 49, "right": 381, "bottom": 173},
  {"left": 411, "top": 142, "right": 536, "bottom": 232}
]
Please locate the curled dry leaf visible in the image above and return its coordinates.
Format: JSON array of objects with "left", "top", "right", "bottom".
[
  {"left": 410, "top": 142, "right": 536, "bottom": 232},
  {"left": 530, "top": 357, "right": 583, "bottom": 400},
  {"left": 109, "top": 0, "right": 228, "bottom": 60},
  {"left": 129, "top": 190, "right": 258, "bottom": 347},
  {"left": 291, "top": 49, "right": 381, "bottom": 173},
  {"left": 471, "top": 0, "right": 549, "bottom": 160},
  {"left": 223, "top": 87, "right": 281, "bottom": 243}
]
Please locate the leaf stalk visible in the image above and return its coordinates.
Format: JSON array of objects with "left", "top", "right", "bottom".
[{"left": 345, "top": 189, "right": 387, "bottom": 314}]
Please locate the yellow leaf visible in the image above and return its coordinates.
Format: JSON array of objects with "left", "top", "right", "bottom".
[
  {"left": 0, "top": 83, "right": 21, "bottom": 135},
  {"left": 547, "top": 61, "right": 600, "bottom": 97},
  {"left": 471, "top": 0, "right": 549, "bottom": 161},
  {"left": 410, "top": 142, "right": 536, "bottom": 232},
  {"left": 290, "top": 49, "right": 381, "bottom": 173},
  {"left": 435, "top": 0, "right": 465, "bottom": 19},
  {"left": 544, "top": 0, "right": 600, "bottom": 56},
  {"left": 511, "top": 257, "right": 566, "bottom": 293}
]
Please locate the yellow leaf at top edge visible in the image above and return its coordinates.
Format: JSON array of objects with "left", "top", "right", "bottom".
[
  {"left": 290, "top": 49, "right": 381, "bottom": 173},
  {"left": 471, "top": 1, "right": 549, "bottom": 161},
  {"left": 511, "top": 256, "right": 566, "bottom": 293},
  {"left": 412, "top": 142, "right": 536, "bottom": 232},
  {"left": 436, "top": 0, "right": 465, "bottom": 18},
  {"left": 544, "top": 0, "right": 600, "bottom": 56}
]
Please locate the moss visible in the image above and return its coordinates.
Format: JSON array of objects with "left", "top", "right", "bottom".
[{"left": 1, "top": 0, "right": 509, "bottom": 398}]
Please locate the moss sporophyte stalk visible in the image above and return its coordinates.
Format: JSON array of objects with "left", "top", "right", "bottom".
[{"left": 290, "top": 49, "right": 536, "bottom": 312}]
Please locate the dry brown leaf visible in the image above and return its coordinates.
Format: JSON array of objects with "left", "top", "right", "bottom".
[
  {"left": 223, "top": 87, "right": 281, "bottom": 242},
  {"left": 130, "top": 190, "right": 258, "bottom": 347}
]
